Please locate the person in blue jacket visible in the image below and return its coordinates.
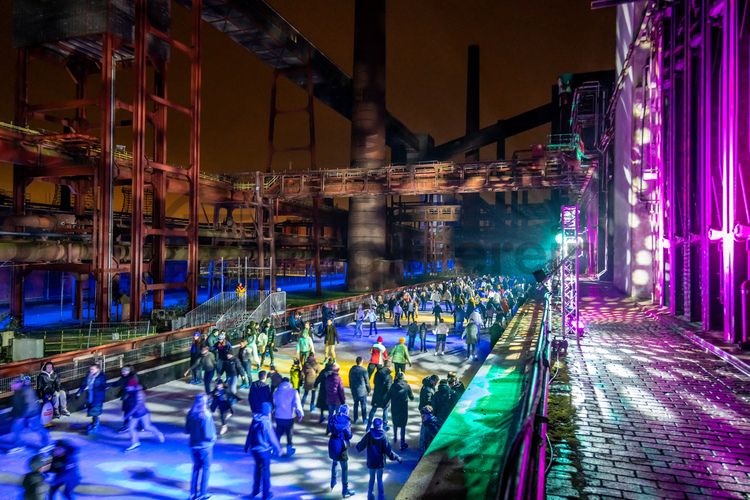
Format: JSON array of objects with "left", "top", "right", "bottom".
[
  {"left": 185, "top": 393, "right": 216, "bottom": 500},
  {"left": 356, "top": 417, "right": 402, "bottom": 500},
  {"left": 245, "top": 402, "right": 282, "bottom": 500},
  {"left": 327, "top": 404, "right": 356, "bottom": 498}
]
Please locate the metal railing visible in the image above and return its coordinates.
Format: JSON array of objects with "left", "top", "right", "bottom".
[
  {"left": 180, "top": 290, "right": 268, "bottom": 329},
  {"left": 496, "top": 292, "right": 552, "bottom": 500},
  {"left": 39, "top": 322, "right": 154, "bottom": 356}
]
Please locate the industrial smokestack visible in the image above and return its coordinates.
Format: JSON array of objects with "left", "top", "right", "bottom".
[
  {"left": 347, "top": 0, "right": 387, "bottom": 292},
  {"left": 466, "top": 44, "right": 480, "bottom": 161}
]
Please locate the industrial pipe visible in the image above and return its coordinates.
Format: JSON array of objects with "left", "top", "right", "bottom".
[
  {"left": 0, "top": 240, "right": 322, "bottom": 264},
  {"left": 742, "top": 280, "right": 749, "bottom": 346},
  {"left": 1, "top": 214, "right": 89, "bottom": 231}
]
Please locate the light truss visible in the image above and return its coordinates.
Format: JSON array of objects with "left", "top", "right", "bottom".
[{"left": 560, "top": 205, "right": 580, "bottom": 338}]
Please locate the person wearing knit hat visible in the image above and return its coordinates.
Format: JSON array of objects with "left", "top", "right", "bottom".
[
  {"left": 328, "top": 404, "right": 355, "bottom": 497},
  {"left": 389, "top": 337, "right": 412, "bottom": 376},
  {"left": 367, "top": 336, "right": 389, "bottom": 380},
  {"left": 356, "top": 416, "right": 402, "bottom": 500}
]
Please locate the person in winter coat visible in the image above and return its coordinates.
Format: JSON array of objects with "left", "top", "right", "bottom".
[
  {"left": 406, "top": 322, "right": 419, "bottom": 350},
  {"left": 463, "top": 321, "right": 480, "bottom": 361},
  {"left": 328, "top": 405, "right": 356, "bottom": 498},
  {"left": 189, "top": 332, "right": 203, "bottom": 385},
  {"left": 48, "top": 439, "right": 80, "bottom": 500},
  {"left": 314, "top": 361, "right": 334, "bottom": 423},
  {"left": 123, "top": 382, "right": 165, "bottom": 451},
  {"left": 432, "top": 302, "right": 443, "bottom": 324},
  {"left": 419, "top": 405, "right": 440, "bottom": 453},
  {"left": 210, "top": 379, "right": 237, "bottom": 436},
  {"left": 419, "top": 375, "right": 439, "bottom": 412},
  {"left": 430, "top": 379, "right": 455, "bottom": 426},
  {"left": 223, "top": 352, "right": 243, "bottom": 395},
  {"left": 76, "top": 364, "right": 107, "bottom": 434},
  {"left": 356, "top": 417, "right": 402, "bottom": 500},
  {"left": 185, "top": 394, "right": 216, "bottom": 500},
  {"left": 348, "top": 356, "right": 370, "bottom": 425},
  {"left": 8, "top": 376, "right": 50, "bottom": 454},
  {"left": 324, "top": 319, "right": 339, "bottom": 360},
  {"left": 296, "top": 325, "right": 315, "bottom": 365},
  {"left": 447, "top": 372, "right": 466, "bottom": 403},
  {"left": 211, "top": 332, "right": 232, "bottom": 377},
  {"left": 272, "top": 378, "right": 304, "bottom": 456},
  {"left": 367, "top": 337, "right": 388, "bottom": 380},
  {"left": 366, "top": 361, "right": 393, "bottom": 431},
  {"left": 392, "top": 302, "right": 403, "bottom": 328},
  {"left": 419, "top": 322, "right": 429, "bottom": 352},
  {"left": 325, "top": 364, "right": 346, "bottom": 418},
  {"left": 238, "top": 339, "right": 254, "bottom": 389},
  {"left": 301, "top": 354, "right": 321, "bottom": 412},
  {"left": 22, "top": 453, "right": 50, "bottom": 500},
  {"left": 245, "top": 402, "right": 282, "bottom": 500},
  {"left": 389, "top": 337, "right": 412, "bottom": 375},
  {"left": 245, "top": 323, "right": 262, "bottom": 369},
  {"left": 289, "top": 358, "right": 302, "bottom": 391},
  {"left": 115, "top": 366, "right": 140, "bottom": 433},
  {"left": 185, "top": 346, "right": 217, "bottom": 394},
  {"left": 367, "top": 307, "right": 378, "bottom": 336},
  {"left": 37, "top": 361, "right": 69, "bottom": 418},
  {"left": 268, "top": 365, "right": 283, "bottom": 394},
  {"left": 383, "top": 371, "right": 414, "bottom": 450},
  {"left": 248, "top": 371, "right": 273, "bottom": 415}
]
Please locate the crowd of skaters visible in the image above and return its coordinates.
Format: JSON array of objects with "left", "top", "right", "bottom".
[{"left": 7, "top": 274, "right": 531, "bottom": 500}]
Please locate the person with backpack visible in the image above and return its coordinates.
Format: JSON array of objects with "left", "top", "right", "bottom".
[
  {"left": 185, "top": 394, "right": 216, "bottom": 500},
  {"left": 245, "top": 402, "right": 282, "bottom": 500},
  {"left": 328, "top": 405, "right": 356, "bottom": 498},
  {"left": 123, "top": 382, "right": 165, "bottom": 451},
  {"left": 367, "top": 336, "right": 388, "bottom": 380},
  {"left": 356, "top": 417, "right": 402, "bottom": 500}
]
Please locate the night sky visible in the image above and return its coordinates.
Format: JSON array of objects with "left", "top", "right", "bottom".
[{"left": 0, "top": 0, "right": 615, "bottom": 175}]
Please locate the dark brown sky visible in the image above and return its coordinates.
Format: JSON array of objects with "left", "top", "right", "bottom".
[{"left": 0, "top": 0, "right": 615, "bottom": 175}]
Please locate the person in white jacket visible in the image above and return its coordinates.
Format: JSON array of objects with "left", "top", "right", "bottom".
[{"left": 273, "top": 377, "right": 304, "bottom": 456}]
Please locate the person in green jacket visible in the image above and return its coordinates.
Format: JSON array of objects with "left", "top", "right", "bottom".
[
  {"left": 389, "top": 338, "right": 412, "bottom": 376},
  {"left": 296, "top": 323, "right": 315, "bottom": 365}
]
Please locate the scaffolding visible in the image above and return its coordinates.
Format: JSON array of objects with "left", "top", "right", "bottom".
[{"left": 560, "top": 205, "right": 580, "bottom": 338}]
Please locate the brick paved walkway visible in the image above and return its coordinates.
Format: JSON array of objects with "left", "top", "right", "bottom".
[{"left": 548, "top": 282, "right": 750, "bottom": 500}]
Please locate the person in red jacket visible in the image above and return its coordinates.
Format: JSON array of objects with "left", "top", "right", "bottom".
[{"left": 367, "top": 337, "right": 388, "bottom": 380}]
